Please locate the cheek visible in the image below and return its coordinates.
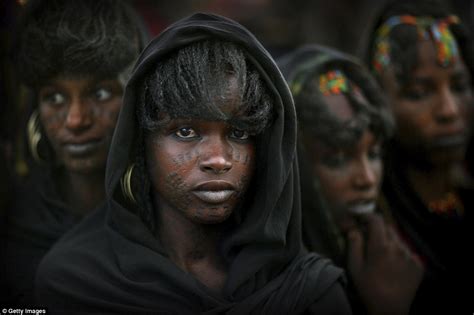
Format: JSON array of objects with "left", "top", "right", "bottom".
[
  {"left": 232, "top": 144, "right": 255, "bottom": 190},
  {"left": 393, "top": 101, "right": 432, "bottom": 139},
  {"left": 39, "top": 106, "right": 66, "bottom": 134},
  {"left": 95, "top": 100, "right": 122, "bottom": 132},
  {"left": 147, "top": 146, "right": 194, "bottom": 207},
  {"left": 314, "top": 166, "right": 349, "bottom": 207},
  {"left": 373, "top": 160, "right": 383, "bottom": 186}
]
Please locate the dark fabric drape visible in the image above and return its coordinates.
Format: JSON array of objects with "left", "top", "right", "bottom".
[
  {"left": 1, "top": 167, "right": 82, "bottom": 305},
  {"left": 381, "top": 143, "right": 474, "bottom": 314},
  {"left": 35, "top": 13, "right": 350, "bottom": 314}
]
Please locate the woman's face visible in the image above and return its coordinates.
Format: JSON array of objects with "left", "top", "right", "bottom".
[
  {"left": 145, "top": 77, "right": 256, "bottom": 224},
  {"left": 38, "top": 76, "right": 123, "bottom": 173},
  {"left": 380, "top": 38, "right": 473, "bottom": 167},
  {"left": 303, "top": 94, "right": 383, "bottom": 230}
]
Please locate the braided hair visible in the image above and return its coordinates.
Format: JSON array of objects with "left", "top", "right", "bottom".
[
  {"left": 133, "top": 39, "right": 274, "bottom": 231},
  {"left": 15, "top": 0, "right": 143, "bottom": 88}
]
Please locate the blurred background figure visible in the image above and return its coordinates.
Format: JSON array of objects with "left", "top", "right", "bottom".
[
  {"left": 279, "top": 45, "right": 423, "bottom": 315},
  {"left": 1, "top": 0, "right": 148, "bottom": 305},
  {"left": 364, "top": 0, "right": 474, "bottom": 313}
]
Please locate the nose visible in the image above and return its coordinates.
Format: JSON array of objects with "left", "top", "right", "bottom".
[
  {"left": 199, "top": 136, "right": 233, "bottom": 174},
  {"left": 65, "top": 97, "right": 93, "bottom": 131},
  {"left": 352, "top": 156, "right": 378, "bottom": 191},
  {"left": 434, "top": 86, "right": 460, "bottom": 124}
]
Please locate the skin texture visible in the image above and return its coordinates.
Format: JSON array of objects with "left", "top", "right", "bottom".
[
  {"left": 380, "top": 38, "right": 473, "bottom": 205},
  {"left": 39, "top": 76, "right": 123, "bottom": 173},
  {"left": 302, "top": 91, "right": 424, "bottom": 315},
  {"left": 38, "top": 76, "right": 123, "bottom": 214},
  {"left": 145, "top": 76, "right": 256, "bottom": 292}
]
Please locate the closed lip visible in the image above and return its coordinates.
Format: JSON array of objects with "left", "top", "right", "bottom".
[
  {"left": 192, "top": 181, "right": 236, "bottom": 204},
  {"left": 62, "top": 138, "right": 103, "bottom": 156},
  {"left": 431, "top": 133, "right": 466, "bottom": 148},
  {"left": 346, "top": 200, "right": 376, "bottom": 215}
]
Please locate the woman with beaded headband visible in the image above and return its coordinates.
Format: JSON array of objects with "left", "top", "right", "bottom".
[
  {"left": 365, "top": 0, "right": 474, "bottom": 312},
  {"left": 34, "top": 14, "right": 352, "bottom": 313},
  {"left": 1, "top": 0, "right": 148, "bottom": 306},
  {"left": 279, "top": 45, "right": 424, "bottom": 315}
]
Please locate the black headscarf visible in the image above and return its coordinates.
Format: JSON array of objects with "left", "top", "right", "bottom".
[{"left": 35, "top": 14, "right": 350, "bottom": 314}]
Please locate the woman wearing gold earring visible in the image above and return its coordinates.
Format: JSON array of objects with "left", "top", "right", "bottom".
[{"left": 1, "top": 0, "right": 148, "bottom": 306}]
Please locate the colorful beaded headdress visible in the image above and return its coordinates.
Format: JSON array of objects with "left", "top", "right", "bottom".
[
  {"left": 372, "top": 15, "right": 460, "bottom": 74},
  {"left": 318, "top": 70, "right": 351, "bottom": 96}
]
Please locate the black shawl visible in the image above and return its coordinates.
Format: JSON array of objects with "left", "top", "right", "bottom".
[
  {"left": 35, "top": 14, "right": 350, "bottom": 314},
  {"left": 1, "top": 167, "right": 83, "bottom": 305},
  {"left": 381, "top": 145, "right": 474, "bottom": 313}
]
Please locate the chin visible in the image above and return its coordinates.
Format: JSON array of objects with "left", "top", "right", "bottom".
[
  {"left": 63, "top": 156, "right": 106, "bottom": 174},
  {"left": 430, "top": 147, "right": 466, "bottom": 167},
  {"left": 192, "top": 206, "right": 234, "bottom": 224}
]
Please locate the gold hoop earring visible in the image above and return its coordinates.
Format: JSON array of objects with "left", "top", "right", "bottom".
[
  {"left": 27, "top": 110, "right": 43, "bottom": 163},
  {"left": 121, "top": 164, "right": 137, "bottom": 203}
]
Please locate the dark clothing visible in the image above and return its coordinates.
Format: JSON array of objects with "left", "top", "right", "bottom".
[
  {"left": 35, "top": 14, "right": 351, "bottom": 314},
  {"left": 1, "top": 168, "right": 83, "bottom": 305},
  {"left": 381, "top": 146, "right": 474, "bottom": 314}
]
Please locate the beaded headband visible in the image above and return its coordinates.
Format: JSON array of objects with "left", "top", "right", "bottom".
[
  {"left": 372, "top": 15, "right": 460, "bottom": 74},
  {"left": 319, "top": 70, "right": 351, "bottom": 95}
]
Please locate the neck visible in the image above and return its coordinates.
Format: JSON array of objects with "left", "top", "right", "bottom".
[
  {"left": 405, "top": 162, "right": 458, "bottom": 205},
  {"left": 155, "top": 196, "right": 227, "bottom": 292},
  {"left": 57, "top": 169, "right": 105, "bottom": 217}
]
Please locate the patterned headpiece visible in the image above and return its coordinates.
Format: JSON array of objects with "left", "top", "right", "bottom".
[
  {"left": 318, "top": 70, "right": 358, "bottom": 96},
  {"left": 372, "top": 15, "right": 460, "bottom": 74}
]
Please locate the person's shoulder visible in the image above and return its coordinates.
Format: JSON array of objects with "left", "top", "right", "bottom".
[
  {"left": 306, "top": 280, "right": 353, "bottom": 315},
  {"left": 35, "top": 204, "right": 109, "bottom": 297}
]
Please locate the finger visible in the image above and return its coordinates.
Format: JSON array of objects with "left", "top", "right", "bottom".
[
  {"left": 360, "top": 213, "right": 387, "bottom": 255},
  {"left": 347, "top": 227, "right": 364, "bottom": 275}
]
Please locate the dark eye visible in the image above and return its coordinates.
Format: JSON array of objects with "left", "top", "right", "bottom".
[
  {"left": 321, "top": 151, "right": 348, "bottom": 169},
  {"left": 40, "top": 92, "right": 66, "bottom": 107},
  {"left": 175, "top": 127, "right": 197, "bottom": 139},
  {"left": 368, "top": 144, "right": 382, "bottom": 161},
  {"left": 230, "top": 129, "right": 249, "bottom": 140},
  {"left": 94, "top": 88, "right": 112, "bottom": 101},
  {"left": 402, "top": 87, "right": 430, "bottom": 101},
  {"left": 451, "top": 80, "right": 471, "bottom": 94}
]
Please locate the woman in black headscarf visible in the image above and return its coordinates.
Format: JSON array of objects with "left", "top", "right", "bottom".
[
  {"left": 364, "top": 0, "right": 474, "bottom": 312},
  {"left": 1, "top": 0, "right": 148, "bottom": 306},
  {"left": 35, "top": 13, "right": 351, "bottom": 314},
  {"left": 279, "top": 45, "right": 424, "bottom": 315}
]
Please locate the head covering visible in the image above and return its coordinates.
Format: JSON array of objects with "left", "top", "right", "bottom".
[
  {"left": 278, "top": 44, "right": 391, "bottom": 261},
  {"left": 36, "top": 14, "right": 348, "bottom": 314}
]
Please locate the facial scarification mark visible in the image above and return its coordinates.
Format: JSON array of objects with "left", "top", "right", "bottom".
[
  {"left": 173, "top": 149, "right": 198, "bottom": 166},
  {"left": 42, "top": 112, "right": 64, "bottom": 127},
  {"left": 232, "top": 148, "right": 241, "bottom": 162},
  {"left": 165, "top": 172, "right": 193, "bottom": 209},
  {"left": 243, "top": 153, "right": 250, "bottom": 165},
  {"left": 105, "top": 108, "right": 119, "bottom": 122},
  {"left": 235, "top": 175, "right": 250, "bottom": 198}
]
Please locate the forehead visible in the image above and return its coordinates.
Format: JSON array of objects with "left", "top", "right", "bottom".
[
  {"left": 413, "top": 39, "right": 469, "bottom": 78},
  {"left": 323, "top": 94, "right": 355, "bottom": 122},
  {"left": 40, "top": 75, "right": 118, "bottom": 89}
]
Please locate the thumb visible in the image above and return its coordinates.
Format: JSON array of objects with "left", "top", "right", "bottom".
[{"left": 347, "top": 228, "right": 364, "bottom": 276}]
